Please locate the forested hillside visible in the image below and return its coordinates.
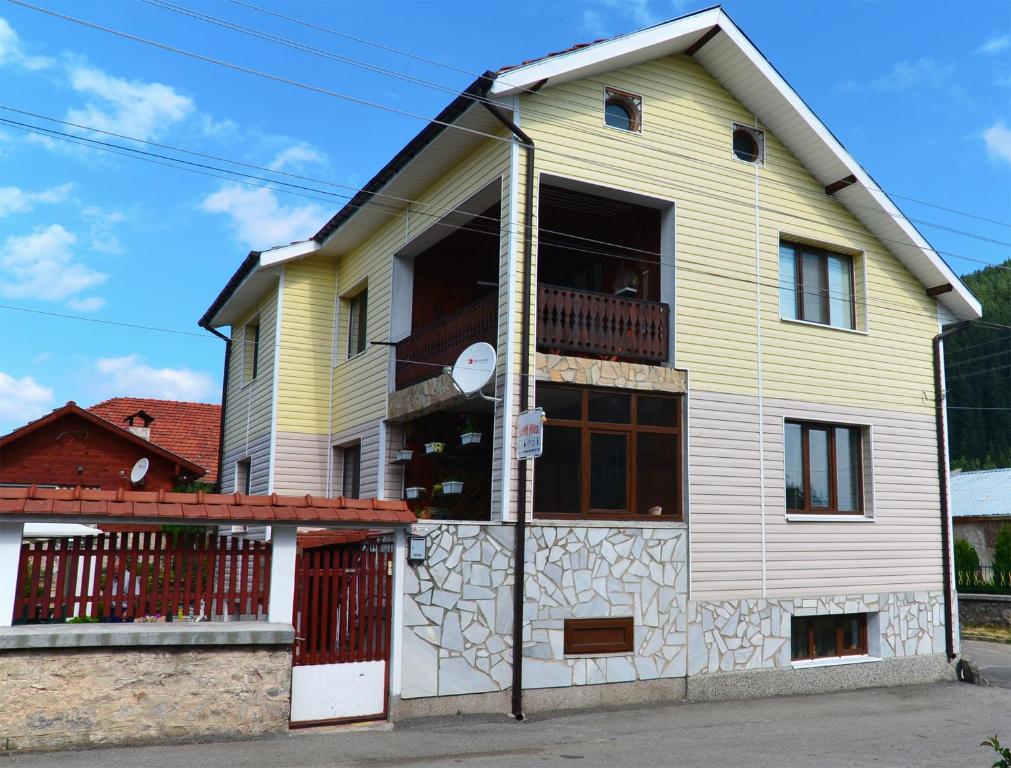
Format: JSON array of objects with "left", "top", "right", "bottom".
[{"left": 946, "top": 259, "right": 1011, "bottom": 470}]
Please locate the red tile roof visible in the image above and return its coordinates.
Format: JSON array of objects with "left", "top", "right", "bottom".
[
  {"left": 88, "top": 398, "right": 221, "bottom": 483},
  {"left": 0, "top": 486, "right": 415, "bottom": 527}
]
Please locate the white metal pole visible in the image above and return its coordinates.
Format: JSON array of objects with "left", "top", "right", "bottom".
[
  {"left": 267, "top": 525, "right": 297, "bottom": 624},
  {"left": 0, "top": 522, "right": 25, "bottom": 627}
]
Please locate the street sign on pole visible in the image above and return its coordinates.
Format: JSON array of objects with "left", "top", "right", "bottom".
[{"left": 517, "top": 408, "right": 544, "bottom": 460}]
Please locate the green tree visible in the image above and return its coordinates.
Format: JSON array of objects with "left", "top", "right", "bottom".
[
  {"left": 955, "top": 537, "right": 980, "bottom": 575},
  {"left": 994, "top": 525, "right": 1011, "bottom": 588}
]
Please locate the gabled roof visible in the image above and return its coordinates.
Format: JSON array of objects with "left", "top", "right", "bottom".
[
  {"left": 0, "top": 486, "right": 415, "bottom": 527},
  {"left": 952, "top": 468, "right": 1011, "bottom": 519},
  {"left": 0, "top": 402, "right": 207, "bottom": 479},
  {"left": 88, "top": 397, "right": 221, "bottom": 484},
  {"left": 201, "top": 5, "right": 981, "bottom": 327}
]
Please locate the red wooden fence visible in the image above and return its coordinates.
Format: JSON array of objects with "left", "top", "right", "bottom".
[
  {"left": 394, "top": 294, "right": 497, "bottom": 390},
  {"left": 537, "top": 284, "right": 669, "bottom": 363},
  {"left": 13, "top": 532, "right": 271, "bottom": 624},
  {"left": 292, "top": 540, "right": 393, "bottom": 667}
]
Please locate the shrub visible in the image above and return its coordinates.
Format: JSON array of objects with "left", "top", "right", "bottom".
[
  {"left": 995, "top": 525, "right": 1011, "bottom": 582},
  {"left": 955, "top": 538, "right": 980, "bottom": 575}
]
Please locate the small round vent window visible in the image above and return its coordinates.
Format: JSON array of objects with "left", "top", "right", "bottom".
[
  {"left": 605, "top": 99, "right": 634, "bottom": 131},
  {"left": 733, "top": 127, "right": 761, "bottom": 163}
]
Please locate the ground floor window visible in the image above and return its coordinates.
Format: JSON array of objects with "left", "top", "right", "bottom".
[
  {"left": 791, "top": 613, "right": 868, "bottom": 661},
  {"left": 341, "top": 443, "right": 361, "bottom": 499},
  {"left": 533, "top": 385, "right": 681, "bottom": 520},
  {"left": 785, "top": 420, "right": 863, "bottom": 514}
]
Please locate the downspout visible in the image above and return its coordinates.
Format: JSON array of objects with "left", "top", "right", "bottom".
[
  {"left": 933, "top": 320, "right": 970, "bottom": 662},
  {"left": 482, "top": 97, "right": 534, "bottom": 722},
  {"left": 203, "top": 324, "right": 231, "bottom": 493}
]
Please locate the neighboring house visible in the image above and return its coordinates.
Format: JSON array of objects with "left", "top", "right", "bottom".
[
  {"left": 88, "top": 397, "right": 222, "bottom": 485},
  {"left": 952, "top": 468, "right": 1011, "bottom": 565},
  {"left": 200, "top": 8, "right": 981, "bottom": 714},
  {"left": 0, "top": 401, "right": 207, "bottom": 490}
]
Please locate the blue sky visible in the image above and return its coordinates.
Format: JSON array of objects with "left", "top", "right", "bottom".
[{"left": 0, "top": 0, "right": 1009, "bottom": 434}]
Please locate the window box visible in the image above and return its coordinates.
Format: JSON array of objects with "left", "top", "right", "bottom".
[
  {"left": 440, "top": 480, "right": 464, "bottom": 495},
  {"left": 460, "top": 432, "right": 482, "bottom": 446},
  {"left": 424, "top": 442, "right": 445, "bottom": 455},
  {"left": 405, "top": 486, "right": 426, "bottom": 500},
  {"left": 392, "top": 449, "right": 413, "bottom": 464}
]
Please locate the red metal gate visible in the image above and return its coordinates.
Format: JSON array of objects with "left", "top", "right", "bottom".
[{"left": 290, "top": 537, "right": 394, "bottom": 725}]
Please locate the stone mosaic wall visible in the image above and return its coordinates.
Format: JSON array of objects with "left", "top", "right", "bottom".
[
  {"left": 536, "top": 353, "right": 687, "bottom": 393},
  {"left": 401, "top": 523, "right": 689, "bottom": 698},
  {"left": 687, "top": 591, "right": 946, "bottom": 675},
  {"left": 0, "top": 646, "right": 291, "bottom": 752}
]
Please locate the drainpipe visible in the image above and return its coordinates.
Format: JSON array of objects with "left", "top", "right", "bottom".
[
  {"left": 482, "top": 98, "right": 534, "bottom": 722},
  {"left": 933, "top": 321, "right": 970, "bottom": 662},
  {"left": 203, "top": 324, "right": 231, "bottom": 493}
]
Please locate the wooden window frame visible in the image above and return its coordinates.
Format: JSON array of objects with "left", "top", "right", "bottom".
[
  {"left": 564, "top": 617, "right": 634, "bottom": 655},
  {"left": 534, "top": 386, "right": 682, "bottom": 521},
  {"left": 781, "top": 241, "right": 856, "bottom": 330},
  {"left": 603, "top": 86, "right": 642, "bottom": 133},
  {"left": 341, "top": 442, "right": 361, "bottom": 499},
  {"left": 785, "top": 420, "right": 864, "bottom": 515},
  {"left": 791, "top": 613, "right": 868, "bottom": 661},
  {"left": 347, "top": 288, "right": 368, "bottom": 359}
]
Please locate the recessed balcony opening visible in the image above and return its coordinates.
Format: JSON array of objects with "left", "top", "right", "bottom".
[
  {"left": 537, "top": 184, "right": 669, "bottom": 364},
  {"left": 392, "top": 185, "right": 501, "bottom": 391}
]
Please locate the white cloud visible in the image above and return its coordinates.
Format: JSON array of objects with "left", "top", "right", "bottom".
[
  {"left": 977, "top": 34, "right": 1010, "bottom": 55},
  {"left": 93, "top": 355, "right": 216, "bottom": 401},
  {"left": 580, "top": 0, "right": 685, "bottom": 36},
  {"left": 0, "top": 371, "right": 53, "bottom": 426},
  {"left": 65, "top": 62, "right": 194, "bottom": 142},
  {"left": 0, "top": 17, "right": 53, "bottom": 71},
  {"left": 268, "top": 142, "right": 327, "bottom": 172},
  {"left": 0, "top": 182, "right": 74, "bottom": 217},
  {"left": 200, "top": 184, "right": 327, "bottom": 249},
  {"left": 0, "top": 224, "right": 107, "bottom": 303},
  {"left": 871, "top": 57, "right": 956, "bottom": 91},
  {"left": 81, "top": 205, "right": 126, "bottom": 254},
  {"left": 983, "top": 121, "right": 1011, "bottom": 165},
  {"left": 67, "top": 296, "right": 106, "bottom": 312}
]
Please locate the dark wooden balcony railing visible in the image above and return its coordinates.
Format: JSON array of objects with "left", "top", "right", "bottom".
[
  {"left": 537, "top": 284, "right": 669, "bottom": 364},
  {"left": 395, "top": 294, "right": 498, "bottom": 390}
]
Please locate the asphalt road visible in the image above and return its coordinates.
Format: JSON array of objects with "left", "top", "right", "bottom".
[
  {"left": 6, "top": 682, "right": 1011, "bottom": 768},
  {"left": 963, "top": 639, "right": 1011, "bottom": 688}
]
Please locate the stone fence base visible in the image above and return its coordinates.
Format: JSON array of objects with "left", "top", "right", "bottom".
[{"left": 959, "top": 594, "right": 1011, "bottom": 629}]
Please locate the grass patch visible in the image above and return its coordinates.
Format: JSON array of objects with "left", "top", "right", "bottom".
[{"left": 962, "top": 625, "right": 1011, "bottom": 644}]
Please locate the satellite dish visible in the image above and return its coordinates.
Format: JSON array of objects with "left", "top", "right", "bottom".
[
  {"left": 130, "top": 457, "right": 150, "bottom": 485},
  {"left": 450, "top": 342, "right": 496, "bottom": 396}
]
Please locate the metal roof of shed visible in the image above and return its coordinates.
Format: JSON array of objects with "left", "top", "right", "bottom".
[{"left": 951, "top": 468, "right": 1011, "bottom": 519}]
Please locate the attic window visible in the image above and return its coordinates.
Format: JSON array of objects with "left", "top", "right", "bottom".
[
  {"left": 604, "top": 87, "right": 641, "bottom": 133},
  {"left": 732, "top": 124, "right": 764, "bottom": 163}
]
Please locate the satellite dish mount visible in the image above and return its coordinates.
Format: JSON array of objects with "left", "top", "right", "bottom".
[{"left": 449, "top": 342, "right": 499, "bottom": 402}]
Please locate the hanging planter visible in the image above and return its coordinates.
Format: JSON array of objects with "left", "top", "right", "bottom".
[
  {"left": 405, "top": 486, "right": 426, "bottom": 500},
  {"left": 460, "top": 432, "right": 482, "bottom": 446},
  {"left": 393, "top": 449, "right": 413, "bottom": 463},
  {"left": 425, "top": 442, "right": 446, "bottom": 455},
  {"left": 441, "top": 480, "right": 464, "bottom": 495}
]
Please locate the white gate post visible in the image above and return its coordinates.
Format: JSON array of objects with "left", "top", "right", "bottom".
[
  {"left": 0, "top": 522, "right": 25, "bottom": 627},
  {"left": 268, "top": 525, "right": 297, "bottom": 624}
]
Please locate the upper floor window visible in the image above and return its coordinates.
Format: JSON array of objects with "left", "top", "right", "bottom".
[
  {"left": 241, "top": 318, "right": 260, "bottom": 384},
  {"left": 732, "top": 124, "right": 764, "bottom": 163},
  {"left": 534, "top": 385, "right": 681, "bottom": 520},
  {"left": 779, "top": 241, "right": 855, "bottom": 330},
  {"left": 604, "top": 87, "right": 642, "bottom": 133},
  {"left": 785, "top": 420, "right": 863, "bottom": 514},
  {"left": 347, "top": 288, "right": 368, "bottom": 358}
]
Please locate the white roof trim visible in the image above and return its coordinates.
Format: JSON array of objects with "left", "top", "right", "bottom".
[
  {"left": 260, "top": 239, "right": 320, "bottom": 267},
  {"left": 489, "top": 8, "right": 981, "bottom": 321}
]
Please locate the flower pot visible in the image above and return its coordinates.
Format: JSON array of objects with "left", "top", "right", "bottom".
[
  {"left": 406, "top": 486, "right": 426, "bottom": 500},
  {"left": 647, "top": 505, "right": 663, "bottom": 517},
  {"left": 441, "top": 480, "right": 464, "bottom": 495},
  {"left": 425, "top": 442, "right": 445, "bottom": 454},
  {"left": 460, "top": 432, "right": 482, "bottom": 446},
  {"left": 394, "top": 449, "right": 413, "bottom": 463}
]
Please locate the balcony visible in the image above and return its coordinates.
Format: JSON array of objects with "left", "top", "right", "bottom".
[
  {"left": 395, "top": 294, "right": 497, "bottom": 390},
  {"left": 536, "top": 284, "right": 669, "bottom": 364}
]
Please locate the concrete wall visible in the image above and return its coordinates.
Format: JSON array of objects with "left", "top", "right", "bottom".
[{"left": 0, "top": 645, "right": 291, "bottom": 753}]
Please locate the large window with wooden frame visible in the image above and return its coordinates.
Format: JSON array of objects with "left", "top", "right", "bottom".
[
  {"left": 533, "top": 385, "right": 681, "bottom": 520},
  {"left": 779, "top": 241, "right": 856, "bottom": 330},
  {"left": 791, "top": 613, "right": 868, "bottom": 661},
  {"left": 785, "top": 421, "right": 863, "bottom": 514},
  {"left": 347, "top": 288, "right": 368, "bottom": 358}
]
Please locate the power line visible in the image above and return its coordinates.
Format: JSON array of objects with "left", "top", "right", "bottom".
[
  {"left": 226, "top": 0, "right": 1011, "bottom": 232},
  {"left": 145, "top": 0, "right": 1011, "bottom": 250},
  {"left": 0, "top": 304, "right": 216, "bottom": 339}
]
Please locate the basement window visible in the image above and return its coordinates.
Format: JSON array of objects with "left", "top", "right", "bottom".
[
  {"left": 732, "top": 124, "right": 764, "bottom": 164},
  {"left": 791, "top": 613, "right": 868, "bottom": 661},
  {"left": 564, "top": 617, "right": 634, "bottom": 655},
  {"left": 604, "top": 87, "right": 642, "bottom": 133}
]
